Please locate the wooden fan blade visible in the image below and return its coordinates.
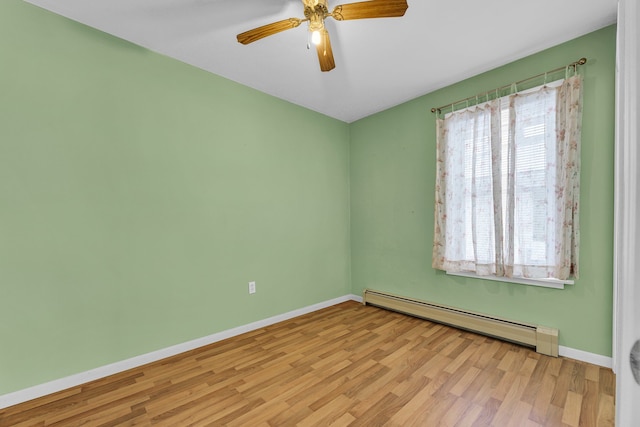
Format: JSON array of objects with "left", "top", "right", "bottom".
[
  {"left": 331, "top": 0, "right": 408, "bottom": 21},
  {"left": 316, "top": 29, "right": 335, "bottom": 72},
  {"left": 237, "top": 18, "right": 302, "bottom": 44}
]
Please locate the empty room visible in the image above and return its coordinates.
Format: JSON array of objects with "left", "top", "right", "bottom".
[{"left": 1, "top": 0, "right": 638, "bottom": 425}]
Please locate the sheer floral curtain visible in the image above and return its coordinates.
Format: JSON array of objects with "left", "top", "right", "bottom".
[{"left": 432, "top": 75, "right": 583, "bottom": 281}]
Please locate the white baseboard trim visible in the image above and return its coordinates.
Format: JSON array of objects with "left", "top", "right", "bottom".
[
  {"left": 559, "top": 345, "right": 613, "bottom": 368},
  {"left": 0, "top": 294, "right": 362, "bottom": 410}
]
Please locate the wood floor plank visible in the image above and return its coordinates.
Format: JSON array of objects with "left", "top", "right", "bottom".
[
  {"left": 521, "top": 353, "right": 550, "bottom": 405},
  {"left": 0, "top": 301, "right": 615, "bottom": 426},
  {"left": 452, "top": 402, "right": 484, "bottom": 427},
  {"left": 437, "top": 395, "right": 473, "bottom": 426},
  {"left": 585, "top": 363, "right": 600, "bottom": 382},
  {"left": 386, "top": 370, "right": 448, "bottom": 425},
  {"left": 462, "top": 361, "right": 501, "bottom": 404},
  {"left": 578, "top": 379, "right": 599, "bottom": 427},
  {"left": 329, "top": 412, "right": 357, "bottom": 426},
  {"left": 491, "top": 374, "right": 529, "bottom": 426},
  {"left": 298, "top": 394, "right": 354, "bottom": 427},
  {"left": 551, "top": 358, "right": 574, "bottom": 407},
  {"left": 473, "top": 338, "right": 503, "bottom": 369},
  {"left": 421, "top": 392, "right": 458, "bottom": 425},
  {"left": 597, "top": 394, "right": 616, "bottom": 427},
  {"left": 449, "top": 365, "right": 481, "bottom": 396},
  {"left": 529, "top": 372, "right": 557, "bottom": 424},
  {"left": 561, "top": 390, "right": 583, "bottom": 426}
]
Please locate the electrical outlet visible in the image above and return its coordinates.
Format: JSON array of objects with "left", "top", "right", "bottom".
[{"left": 248, "top": 281, "right": 256, "bottom": 294}]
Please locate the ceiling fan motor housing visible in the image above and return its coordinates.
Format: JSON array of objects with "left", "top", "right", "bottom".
[{"left": 305, "top": 0, "right": 329, "bottom": 32}]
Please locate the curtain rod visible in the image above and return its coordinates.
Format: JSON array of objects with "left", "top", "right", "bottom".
[{"left": 430, "top": 57, "right": 587, "bottom": 114}]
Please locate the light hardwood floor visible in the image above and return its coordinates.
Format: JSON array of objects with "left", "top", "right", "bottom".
[{"left": 0, "top": 301, "right": 615, "bottom": 426}]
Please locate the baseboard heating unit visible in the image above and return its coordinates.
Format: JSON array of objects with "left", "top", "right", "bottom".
[{"left": 362, "top": 289, "right": 558, "bottom": 357}]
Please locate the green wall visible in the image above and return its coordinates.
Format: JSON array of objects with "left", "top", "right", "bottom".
[
  {"left": 0, "top": 1, "right": 350, "bottom": 395},
  {"left": 350, "top": 26, "right": 616, "bottom": 356}
]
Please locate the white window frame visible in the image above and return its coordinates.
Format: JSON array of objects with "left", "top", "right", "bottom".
[{"left": 446, "top": 271, "right": 574, "bottom": 289}]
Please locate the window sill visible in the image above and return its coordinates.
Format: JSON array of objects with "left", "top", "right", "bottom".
[{"left": 446, "top": 271, "right": 574, "bottom": 289}]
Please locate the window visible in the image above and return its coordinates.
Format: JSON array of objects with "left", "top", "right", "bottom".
[{"left": 432, "top": 76, "right": 583, "bottom": 284}]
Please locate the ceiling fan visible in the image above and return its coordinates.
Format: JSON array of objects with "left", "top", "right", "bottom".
[{"left": 236, "top": 0, "right": 409, "bottom": 72}]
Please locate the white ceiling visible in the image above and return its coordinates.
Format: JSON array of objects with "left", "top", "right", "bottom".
[{"left": 24, "top": 0, "right": 617, "bottom": 123}]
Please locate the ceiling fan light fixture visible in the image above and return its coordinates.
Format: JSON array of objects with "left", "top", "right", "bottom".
[
  {"left": 307, "top": 4, "right": 325, "bottom": 46},
  {"left": 311, "top": 30, "right": 322, "bottom": 45}
]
